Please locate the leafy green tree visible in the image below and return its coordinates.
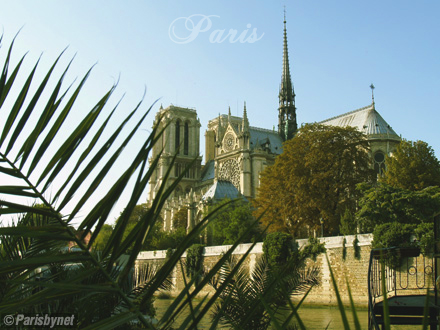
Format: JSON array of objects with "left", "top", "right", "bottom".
[
  {"left": 93, "top": 224, "right": 113, "bottom": 250},
  {"left": 114, "top": 203, "right": 163, "bottom": 251},
  {"left": 254, "top": 123, "right": 375, "bottom": 237},
  {"left": 371, "top": 222, "right": 416, "bottom": 268},
  {"left": 208, "top": 199, "right": 261, "bottom": 246},
  {"left": 382, "top": 139, "right": 440, "bottom": 190},
  {"left": 339, "top": 208, "right": 357, "bottom": 235},
  {"left": 172, "top": 207, "right": 188, "bottom": 230},
  {"left": 356, "top": 183, "right": 440, "bottom": 232}
]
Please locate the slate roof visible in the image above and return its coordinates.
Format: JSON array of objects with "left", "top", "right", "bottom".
[
  {"left": 201, "top": 160, "right": 215, "bottom": 182},
  {"left": 249, "top": 127, "right": 284, "bottom": 154},
  {"left": 320, "top": 104, "right": 400, "bottom": 140},
  {"left": 201, "top": 180, "right": 242, "bottom": 202}
]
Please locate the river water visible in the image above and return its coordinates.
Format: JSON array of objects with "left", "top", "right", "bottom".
[{"left": 154, "top": 299, "right": 370, "bottom": 329}]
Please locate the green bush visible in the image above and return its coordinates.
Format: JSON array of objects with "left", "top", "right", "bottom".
[
  {"left": 263, "top": 232, "right": 296, "bottom": 268},
  {"left": 301, "top": 237, "right": 326, "bottom": 261},
  {"left": 372, "top": 222, "right": 416, "bottom": 268},
  {"left": 185, "top": 244, "right": 205, "bottom": 285},
  {"left": 414, "top": 222, "right": 435, "bottom": 256}
]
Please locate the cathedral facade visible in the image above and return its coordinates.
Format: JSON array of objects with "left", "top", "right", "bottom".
[{"left": 147, "top": 17, "right": 401, "bottom": 231}]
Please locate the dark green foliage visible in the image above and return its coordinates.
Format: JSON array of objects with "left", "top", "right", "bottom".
[
  {"left": 263, "top": 232, "right": 296, "bottom": 268},
  {"left": 372, "top": 222, "right": 416, "bottom": 267},
  {"left": 172, "top": 206, "right": 188, "bottom": 230},
  {"left": 301, "top": 237, "right": 326, "bottom": 261},
  {"left": 185, "top": 244, "right": 205, "bottom": 285},
  {"left": 210, "top": 252, "right": 320, "bottom": 330},
  {"left": 382, "top": 139, "right": 440, "bottom": 191},
  {"left": 208, "top": 198, "right": 261, "bottom": 246},
  {"left": 150, "top": 227, "right": 191, "bottom": 251},
  {"left": 414, "top": 222, "right": 435, "bottom": 256},
  {"left": 353, "top": 235, "right": 361, "bottom": 260},
  {"left": 339, "top": 208, "right": 357, "bottom": 235},
  {"left": 93, "top": 223, "right": 113, "bottom": 250},
  {"left": 356, "top": 183, "right": 440, "bottom": 233},
  {"left": 342, "top": 237, "right": 347, "bottom": 261}
]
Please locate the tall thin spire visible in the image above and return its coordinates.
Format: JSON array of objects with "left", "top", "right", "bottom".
[
  {"left": 280, "top": 8, "right": 294, "bottom": 104},
  {"left": 278, "top": 9, "right": 297, "bottom": 141}
]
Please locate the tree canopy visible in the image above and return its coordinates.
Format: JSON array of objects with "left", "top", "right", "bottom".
[
  {"left": 356, "top": 183, "right": 440, "bottom": 233},
  {"left": 382, "top": 139, "right": 440, "bottom": 191},
  {"left": 254, "top": 123, "right": 375, "bottom": 237},
  {"left": 207, "top": 199, "right": 260, "bottom": 246}
]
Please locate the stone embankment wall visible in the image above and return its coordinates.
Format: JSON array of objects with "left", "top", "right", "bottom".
[{"left": 136, "top": 234, "right": 373, "bottom": 307}]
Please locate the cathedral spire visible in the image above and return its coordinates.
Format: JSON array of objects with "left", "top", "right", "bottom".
[
  {"left": 242, "top": 101, "right": 249, "bottom": 133},
  {"left": 278, "top": 9, "right": 297, "bottom": 141}
]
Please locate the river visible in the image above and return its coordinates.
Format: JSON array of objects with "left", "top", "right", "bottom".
[{"left": 154, "top": 298, "right": 370, "bottom": 329}]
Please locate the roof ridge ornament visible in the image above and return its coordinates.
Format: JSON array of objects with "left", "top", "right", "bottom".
[{"left": 370, "top": 83, "right": 375, "bottom": 109}]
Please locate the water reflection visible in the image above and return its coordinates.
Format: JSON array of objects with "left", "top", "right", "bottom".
[{"left": 154, "top": 299, "right": 370, "bottom": 329}]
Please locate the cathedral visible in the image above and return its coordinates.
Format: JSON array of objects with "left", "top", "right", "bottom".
[{"left": 147, "top": 16, "right": 401, "bottom": 231}]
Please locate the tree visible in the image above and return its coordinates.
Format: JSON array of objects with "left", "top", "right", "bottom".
[
  {"left": 356, "top": 183, "right": 440, "bottom": 233},
  {"left": 172, "top": 206, "right": 188, "bottom": 230},
  {"left": 254, "top": 123, "right": 375, "bottom": 237},
  {"left": 208, "top": 199, "right": 261, "bottom": 246},
  {"left": 382, "top": 139, "right": 440, "bottom": 191},
  {"left": 93, "top": 224, "right": 113, "bottom": 250},
  {"left": 339, "top": 208, "right": 357, "bottom": 235}
]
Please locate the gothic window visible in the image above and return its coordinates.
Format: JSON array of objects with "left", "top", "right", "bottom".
[
  {"left": 184, "top": 121, "right": 189, "bottom": 155},
  {"left": 175, "top": 186, "right": 181, "bottom": 197},
  {"left": 374, "top": 151, "right": 386, "bottom": 175},
  {"left": 218, "top": 159, "right": 240, "bottom": 189},
  {"left": 175, "top": 119, "right": 181, "bottom": 154}
]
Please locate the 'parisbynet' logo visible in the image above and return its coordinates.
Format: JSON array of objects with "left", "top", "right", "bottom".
[
  {"left": 169, "top": 14, "right": 264, "bottom": 44},
  {"left": 2, "top": 313, "right": 77, "bottom": 328}
]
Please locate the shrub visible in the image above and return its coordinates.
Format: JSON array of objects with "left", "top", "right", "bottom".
[
  {"left": 263, "top": 232, "right": 296, "bottom": 268},
  {"left": 185, "top": 244, "right": 205, "bottom": 285},
  {"left": 414, "top": 222, "right": 435, "bottom": 256},
  {"left": 301, "top": 237, "right": 326, "bottom": 261},
  {"left": 372, "top": 222, "right": 416, "bottom": 268}
]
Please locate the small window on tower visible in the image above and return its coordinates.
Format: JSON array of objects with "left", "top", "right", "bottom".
[
  {"left": 374, "top": 151, "right": 386, "bottom": 175},
  {"left": 184, "top": 122, "right": 189, "bottom": 155}
]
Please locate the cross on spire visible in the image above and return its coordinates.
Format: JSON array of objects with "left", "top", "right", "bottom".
[{"left": 370, "top": 83, "right": 375, "bottom": 108}]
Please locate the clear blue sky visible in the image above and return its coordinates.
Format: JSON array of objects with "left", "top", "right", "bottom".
[{"left": 1, "top": 1, "right": 439, "bottom": 224}]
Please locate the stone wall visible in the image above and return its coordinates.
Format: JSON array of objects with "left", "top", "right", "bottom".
[{"left": 136, "top": 233, "right": 374, "bottom": 307}]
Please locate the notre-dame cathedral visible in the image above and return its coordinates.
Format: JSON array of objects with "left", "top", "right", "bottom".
[{"left": 147, "top": 16, "right": 401, "bottom": 231}]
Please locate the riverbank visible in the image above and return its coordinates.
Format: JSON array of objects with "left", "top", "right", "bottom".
[{"left": 137, "top": 234, "right": 373, "bottom": 307}]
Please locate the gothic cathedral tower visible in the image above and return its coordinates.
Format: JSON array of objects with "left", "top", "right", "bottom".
[{"left": 278, "top": 13, "right": 297, "bottom": 141}]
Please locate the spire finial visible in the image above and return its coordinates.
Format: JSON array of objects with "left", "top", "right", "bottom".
[
  {"left": 242, "top": 101, "right": 249, "bottom": 134},
  {"left": 284, "top": 5, "right": 286, "bottom": 23},
  {"left": 370, "top": 83, "right": 375, "bottom": 108},
  {"left": 228, "top": 106, "right": 231, "bottom": 123}
]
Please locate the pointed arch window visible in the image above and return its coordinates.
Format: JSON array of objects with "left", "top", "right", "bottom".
[
  {"left": 175, "top": 120, "right": 181, "bottom": 154},
  {"left": 184, "top": 121, "right": 189, "bottom": 155},
  {"left": 374, "top": 151, "right": 386, "bottom": 175}
]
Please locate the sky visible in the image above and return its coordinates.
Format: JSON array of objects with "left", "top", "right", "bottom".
[{"left": 1, "top": 1, "right": 439, "bottom": 225}]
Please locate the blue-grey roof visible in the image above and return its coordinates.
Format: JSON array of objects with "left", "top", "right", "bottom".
[
  {"left": 201, "top": 180, "right": 241, "bottom": 202},
  {"left": 249, "top": 127, "right": 283, "bottom": 154},
  {"left": 201, "top": 160, "right": 215, "bottom": 182},
  {"left": 320, "top": 104, "right": 400, "bottom": 140}
]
